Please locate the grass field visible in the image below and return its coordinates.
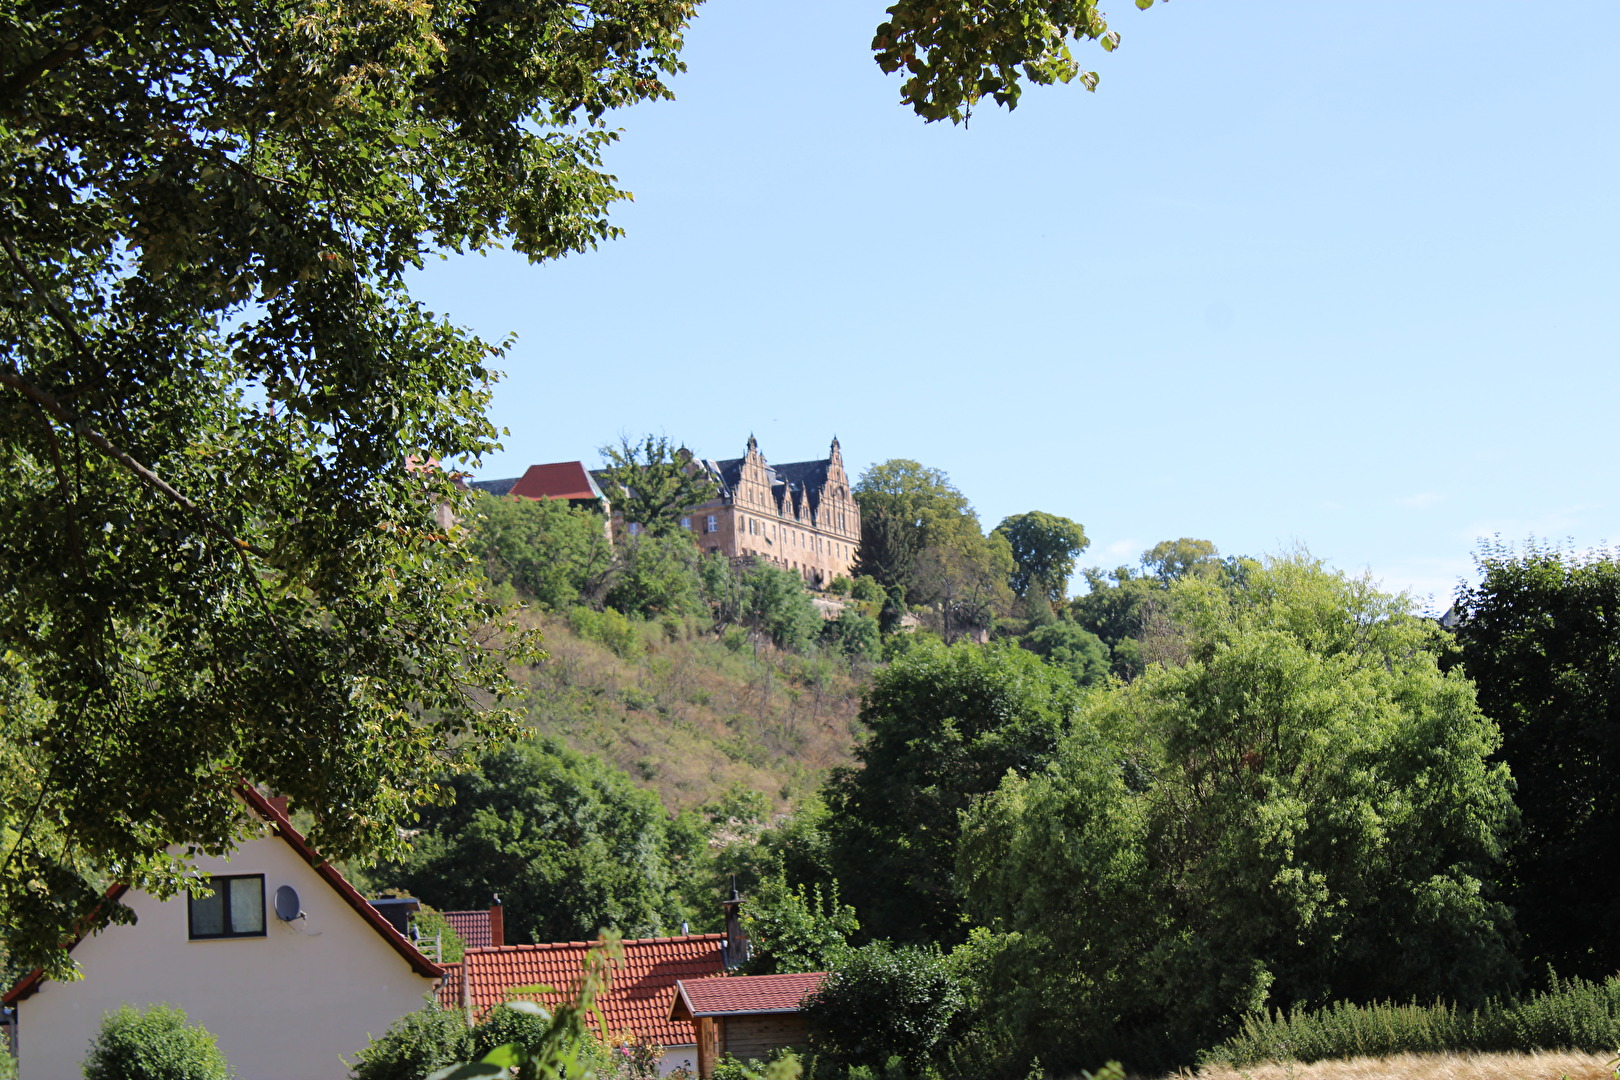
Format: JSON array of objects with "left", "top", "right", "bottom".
[{"left": 1180, "top": 1051, "right": 1613, "bottom": 1080}]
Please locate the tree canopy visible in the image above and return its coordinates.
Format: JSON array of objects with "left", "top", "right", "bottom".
[
  {"left": 369, "top": 737, "right": 694, "bottom": 943},
  {"left": 595, "top": 435, "right": 716, "bottom": 538},
  {"left": 993, "top": 511, "right": 1089, "bottom": 607},
  {"left": 852, "top": 459, "right": 975, "bottom": 597},
  {"left": 0, "top": 0, "right": 1167, "bottom": 968},
  {"left": 1451, "top": 540, "right": 1620, "bottom": 979},
  {"left": 824, "top": 639, "right": 1084, "bottom": 944},
  {"left": 959, "top": 556, "right": 1517, "bottom": 1072}
]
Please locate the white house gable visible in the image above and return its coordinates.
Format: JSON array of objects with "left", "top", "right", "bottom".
[{"left": 12, "top": 796, "right": 441, "bottom": 1080}]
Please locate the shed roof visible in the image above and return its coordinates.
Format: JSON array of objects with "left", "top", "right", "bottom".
[
  {"left": 669, "top": 972, "right": 826, "bottom": 1021},
  {"left": 440, "top": 935, "right": 725, "bottom": 1048}
]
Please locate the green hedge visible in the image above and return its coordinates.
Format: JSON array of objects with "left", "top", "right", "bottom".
[{"left": 1205, "top": 975, "right": 1620, "bottom": 1067}]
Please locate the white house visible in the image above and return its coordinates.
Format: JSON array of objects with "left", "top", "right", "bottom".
[{"left": 3, "top": 787, "right": 445, "bottom": 1080}]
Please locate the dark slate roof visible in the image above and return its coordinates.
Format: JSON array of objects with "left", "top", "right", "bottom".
[
  {"left": 699, "top": 457, "right": 832, "bottom": 519},
  {"left": 469, "top": 477, "right": 519, "bottom": 496}
]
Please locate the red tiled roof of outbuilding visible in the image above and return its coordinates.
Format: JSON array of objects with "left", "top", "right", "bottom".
[
  {"left": 509, "top": 461, "right": 603, "bottom": 502},
  {"left": 442, "top": 910, "right": 493, "bottom": 950},
  {"left": 439, "top": 934, "right": 724, "bottom": 1048},
  {"left": 669, "top": 972, "right": 826, "bottom": 1021}
]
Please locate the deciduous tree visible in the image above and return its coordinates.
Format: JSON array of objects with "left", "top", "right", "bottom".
[
  {"left": 1451, "top": 540, "right": 1620, "bottom": 978},
  {"left": 824, "top": 640, "right": 1083, "bottom": 944},
  {"left": 0, "top": 0, "right": 1167, "bottom": 968},
  {"left": 993, "top": 511, "right": 1089, "bottom": 607},
  {"left": 851, "top": 460, "right": 974, "bottom": 597},
  {"left": 595, "top": 436, "right": 716, "bottom": 538},
  {"left": 370, "top": 737, "right": 691, "bottom": 943},
  {"left": 960, "top": 557, "right": 1518, "bottom": 1073}
]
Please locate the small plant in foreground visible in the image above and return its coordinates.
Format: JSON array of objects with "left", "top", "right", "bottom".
[{"left": 82, "top": 1003, "right": 230, "bottom": 1080}]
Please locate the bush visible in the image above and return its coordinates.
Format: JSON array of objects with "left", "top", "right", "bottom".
[
  {"left": 567, "top": 605, "right": 645, "bottom": 659},
  {"left": 1019, "top": 621, "right": 1109, "bottom": 687},
  {"left": 819, "top": 610, "right": 880, "bottom": 662},
  {"left": 1204, "top": 974, "right": 1620, "bottom": 1067},
  {"left": 83, "top": 1003, "right": 230, "bottom": 1080},
  {"left": 350, "top": 1002, "right": 471, "bottom": 1080},
  {"left": 802, "top": 943, "right": 964, "bottom": 1073}
]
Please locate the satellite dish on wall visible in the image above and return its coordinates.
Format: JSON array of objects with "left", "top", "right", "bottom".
[{"left": 274, "top": 885, "right": 302, "bottom": 922}]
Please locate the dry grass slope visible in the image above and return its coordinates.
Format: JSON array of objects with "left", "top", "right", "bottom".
[
  {"left": 512, "top": 611, "right": 868, "bottom": 810},
  {"left": 1182, "top": 1051, "right": 1612, "bottom": 1080}
]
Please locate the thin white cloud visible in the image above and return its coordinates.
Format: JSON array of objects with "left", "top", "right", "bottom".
[
  {"left": 1105, "top": 539, "right": 1139, "bottom": 558},
  {"left": 1397, "top": 493, "right": 1445, "bottom": 508}
]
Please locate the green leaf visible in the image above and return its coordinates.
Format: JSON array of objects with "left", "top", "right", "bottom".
[
  {"left": 426, "top": 1063, "right": 510, "bottom": 1080},
  {"left": 481, "top": 1043, "right": 525, "bottom": 1067}
]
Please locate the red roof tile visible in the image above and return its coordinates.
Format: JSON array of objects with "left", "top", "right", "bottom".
[
  {"left": 509, "top": 462, "right": 602, "bottom": 502},
  {"left": 439, "top": 935, "right": 725, "bottom": 1048},
  {"left": 443, "top": 910, "right": 493, "bottom": 950},
  {"left": 669, "top": 972, "right": 826, "bottom": 1020}
]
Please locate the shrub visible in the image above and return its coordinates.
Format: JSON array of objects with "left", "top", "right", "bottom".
[
  {"left": 567, "top": 605, "right": 644, "bottom": 659},
  {"left": 802, "top": 943, "right": 964, "bottom": 1073},
  {"left": 1204, "top": 973, "right": 1620, "bottom": 1067},
  {"left": 350, "top": 1001, "right": 471, "bottom": 1080},
  {"left": 819, "top": 609, "right": 880, "bottom": 662},
  {"left": 82, "top": 1003, "right": 230, "bottom": 1080}
]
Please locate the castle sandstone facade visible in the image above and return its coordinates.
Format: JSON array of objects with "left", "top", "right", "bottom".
[
  {"left": 474, "top": 436, "right": 861, "bottom": 589},
  {"left": 681, "top": 436, "right": 860, "bottom": 588}
]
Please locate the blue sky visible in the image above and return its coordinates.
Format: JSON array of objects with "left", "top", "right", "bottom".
[{"left": 409, "top": 0, "right": 1620, "bottom": 609}]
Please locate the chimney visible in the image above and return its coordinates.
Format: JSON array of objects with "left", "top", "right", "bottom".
[
  {"left": 489, "top": 895, "right": 504, "bottom": 948},
  {"left": 721, "top": 876, "right": 749, "bottom": 970}
]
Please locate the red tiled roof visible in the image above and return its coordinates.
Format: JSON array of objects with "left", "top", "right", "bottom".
[
  {"left": 509, "top": 462, "right": 602, "bottom": 502},
  {"left": 443, "top": 909, "right": 493, "bottom": 950},
  {"left": 3, "top": 786, "right": 445, "bottom": 1004},
  {"left": 669, "top": 972, "right": 826, "bottom": 1020},
  {"left": 439, "top": 935, "right": 724, "bottom": 1048}
]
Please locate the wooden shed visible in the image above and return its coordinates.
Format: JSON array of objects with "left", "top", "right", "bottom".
[{"left": 669, "top": 971, "right": 826, "bottom": 1078}]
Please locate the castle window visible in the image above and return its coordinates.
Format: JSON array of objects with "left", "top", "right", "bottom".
[
  {"left": 680, "top": 516, "right": 692, "bottom": 530},
  {"left": 628, "top": 522, "right": 641, "bottom": 536},
  {"left": 706, "top": 516, "right": 718, "bottom": 533}
]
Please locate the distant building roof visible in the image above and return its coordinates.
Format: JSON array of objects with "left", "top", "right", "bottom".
[
  {"left": 439, "top": 935, "right": 725, "bottom": 1047},
  {"left": 469, "top": 477, "right": 518, "bottom": 496},
  {"left": 669, "top": 972, "right": 826, "bottom": 1020},
  {"left": 443, "top": 910, "right": 493, "bottom": 950},
  {"left": 508, "top": 462, "right": 605, "bottom": 502}
]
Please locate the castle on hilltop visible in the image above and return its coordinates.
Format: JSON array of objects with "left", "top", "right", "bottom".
[
  {"left": 682, "top": 436, "right": 861, "bottom": 588},
  {"left": 471, "top": 436, "right": 861, "bottom": 589}
]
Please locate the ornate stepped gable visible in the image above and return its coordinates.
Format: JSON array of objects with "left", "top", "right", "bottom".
[{"left": 688, "top": 436, "right": 860, "bottom": 587}]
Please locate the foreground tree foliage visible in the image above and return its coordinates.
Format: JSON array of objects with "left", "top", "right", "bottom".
[
  {"left": 1451, "top": 541, "right": 1620, "bottom": 980},
  {"left": 958, "top": 556, "right": 1518, "bottom": 1073},
  {"left": 0, "top": 0, "right": 1167, "bottom": 969}
]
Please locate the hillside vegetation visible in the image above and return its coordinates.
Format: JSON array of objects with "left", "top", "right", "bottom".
[{"left": 510, "top": 608, "right": 867, "bottom": 811}]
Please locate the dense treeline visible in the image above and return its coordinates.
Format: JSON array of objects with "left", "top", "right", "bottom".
[{"left": 375, "top": 446, "right": 1620, "bottom": 1078}]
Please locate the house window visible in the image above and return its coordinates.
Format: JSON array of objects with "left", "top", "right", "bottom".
[
  {"left": 680, "top": 516, "right": 692, "bottom": 530},
  {"left": 628, "top": 522, "right": 641, "bottom": 536},
  {"left": 188, "top": 875, "right": 266, "bottom": 939},
  {"left": 706, "top": 516, "right": 718, "bottom": 533}
]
